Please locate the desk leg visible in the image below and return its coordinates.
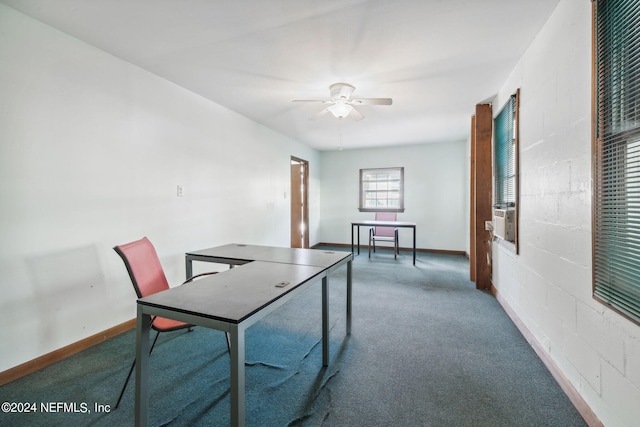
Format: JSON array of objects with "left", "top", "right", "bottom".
[
  {"left": 229, "top": 326, "right": 245, "bottom": 427},
  {"left": 185, "top": 256, "right": 193, "bottom": 280},
  {"left": 357, "top": 225, "right": 361, "bottom": 255},
  {"left": 413, "top": 227, "right": 416, "bottom": 265},
  {"left": 346, "top": 259, "right": 352, "bottom": 335},
  {"left": 135, "top": 305, "right": 151, "bottom": 427},
  {"left": 351, "top": 224, "right": 354, "bottom": 255},
  {"left": 322, "top": 275, "right": 329, "bottom": 366}
]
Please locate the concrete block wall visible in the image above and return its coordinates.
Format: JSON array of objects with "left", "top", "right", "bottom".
[{"left": 491, "top": 1, "right": 640, "bottom": 426}]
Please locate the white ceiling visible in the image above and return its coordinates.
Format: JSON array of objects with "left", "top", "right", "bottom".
[{"left": 1, "top": 0, "right": 560, "bottom": 151}]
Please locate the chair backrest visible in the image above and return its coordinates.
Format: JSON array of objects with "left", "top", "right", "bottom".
[
  {"left": 114, "top": 237, "right": 171, "bottom": 298},
  {"left": 374, "top": 212, "right": 397, "bottom": 237}
]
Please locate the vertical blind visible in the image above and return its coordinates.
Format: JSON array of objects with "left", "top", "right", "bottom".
[
  {"left": 494, "top": 94, "right": 517, "bottom": 208},
  {"left": 593, "top": 0, "right": 640, "bottom": 324}
]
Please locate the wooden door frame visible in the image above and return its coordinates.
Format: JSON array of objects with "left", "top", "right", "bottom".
[
  {"left": 290, "top": 157, "right": 309, "bottom": 248},
  {"left": 470, "top": 103, "right": 493, "bottom": 290}
]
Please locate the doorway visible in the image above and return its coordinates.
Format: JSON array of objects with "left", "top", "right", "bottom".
[{"left": 290, "top": 157, "right": 309, "bottom": 248}]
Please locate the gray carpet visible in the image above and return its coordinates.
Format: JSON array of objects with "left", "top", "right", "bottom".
[{"left": 0, "top": 247, "right": 587, "bottom": 426}]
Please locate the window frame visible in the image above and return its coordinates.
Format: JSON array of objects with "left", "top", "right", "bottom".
[{"left": 358, "top": 167, "right": 405, "bottom": 213}]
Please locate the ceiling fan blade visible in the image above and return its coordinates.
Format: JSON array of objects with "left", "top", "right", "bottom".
[
  {"left": 350, "top": 106, "right": 364, "bottom": 121},
  {"left": 292, "top": 99, "right": 330, "bottom": 103},
  {"left": 350, "top": 98, "right": 393, "bottom": 105},
  {"left": 309, "top": 107, "right": 331, "bottom": 121}
]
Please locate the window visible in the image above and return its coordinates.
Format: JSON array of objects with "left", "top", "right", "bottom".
[
  {"left": 359, "top": 167, "right": 404, "bottom": 212},
  {"left": 494, "top": 92, "right": 518, "bottom": 209},
  {"left": 593, "top": 0, "right": 640, "bottom": 324},
  {"left": 493, "top": 89, "right": 520, "bottom": 248}
]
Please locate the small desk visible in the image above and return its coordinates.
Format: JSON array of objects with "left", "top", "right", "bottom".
[
  {"left": 185, "top": 243, "right": 353, "bottom": 275},
  {"left": 135, "top": 244, "right": 353, "bottom": 427},
  {"left": 351, "top": 220, "right": 417, "bottom": 265}
]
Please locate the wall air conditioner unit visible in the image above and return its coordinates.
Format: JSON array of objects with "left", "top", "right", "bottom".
[{"left": 493, "top": 209, "right": 515, "bottom": 241}]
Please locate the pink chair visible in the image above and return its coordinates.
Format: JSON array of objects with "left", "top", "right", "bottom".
[
  {"left": 113, "top": 237, "right": 227, "bottom": 408},
  {"left": 368, "top": 212, "right": 399, "bottom": 260}
]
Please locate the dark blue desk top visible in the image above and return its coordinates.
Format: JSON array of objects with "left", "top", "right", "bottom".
[
  {"left": 141, "top": 245, "right": 352, "bottom": 324},
  {"left": 139, "top": 261, "right": 325, "bottom": 324},
  {"left": 186, "top": 243, "right": 352, "bottom": 269}
]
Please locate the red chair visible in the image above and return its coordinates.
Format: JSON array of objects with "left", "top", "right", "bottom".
[
  {"left": 369, "top": 212, "right": 399, "bottom": 260},
  {"left": 113, "top": 237, "right": 228, "bottom": 408}
]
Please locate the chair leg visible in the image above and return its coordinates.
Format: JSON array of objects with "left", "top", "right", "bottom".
[
  {"left": 115, "top": 359, "right": 135, "bottom": 409},
  {"left": 115, "top": 328, "right": 231, "bottom": 409},
  {"left": 368, "top": 239, "right": 378, "bottom": 257},
  {"left": 115, "top": 331, "right": 161, "bottom": 409}
]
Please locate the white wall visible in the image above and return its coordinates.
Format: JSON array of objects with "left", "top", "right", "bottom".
[
  {"left": 0, "top": 5, "right": 319, "bottom": 372},
  {"left": 492, "top": 0, "right": 640, "bottom": 426},
  {"left": 319, "top": 142, "right": 468, "bottom": 252}
]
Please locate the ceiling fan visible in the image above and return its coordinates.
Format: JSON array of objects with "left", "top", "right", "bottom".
[{"left": 293, "top": 83, "right": 392, "bottom": 121}]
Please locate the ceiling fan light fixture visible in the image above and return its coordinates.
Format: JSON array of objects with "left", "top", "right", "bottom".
[
  {"left": 293, "top": 82, "right": 390, "bottom": 121},
  {"left": 328, "top": 102, "right": 353, "bottom": 118}
]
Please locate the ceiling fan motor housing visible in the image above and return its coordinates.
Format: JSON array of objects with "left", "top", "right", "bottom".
[{"left": 330, "top": 83, "right": 355, "bottom": 100}]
